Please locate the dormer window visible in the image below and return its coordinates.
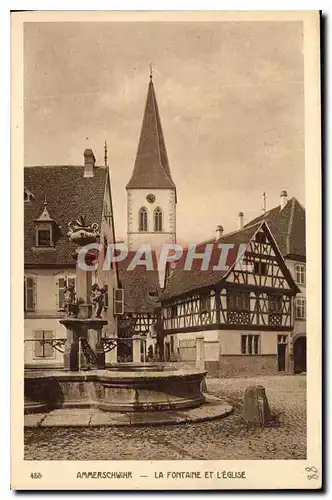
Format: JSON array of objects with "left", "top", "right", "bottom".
[
  {"left": 37, "top": 228, "right": 51, "bottom": 247},
  {"left": 34, "top": 197, "right": 55, "bottom": 248}
]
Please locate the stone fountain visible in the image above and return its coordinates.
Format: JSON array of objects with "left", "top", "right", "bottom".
[{"left": 24, "top": 216, "right": 232, "bottom": 425}]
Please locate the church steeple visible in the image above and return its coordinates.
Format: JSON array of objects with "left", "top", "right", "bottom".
[
  {"left": 126, "top": 74, "right": 177, "bottom": 251},
  {"left": 126, "top": 77, "right": 176, "bottom": 194}
]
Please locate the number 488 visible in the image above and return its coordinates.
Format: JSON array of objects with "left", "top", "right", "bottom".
[{"left": 30, "top": 472, "right": 42, "bottom": 479}]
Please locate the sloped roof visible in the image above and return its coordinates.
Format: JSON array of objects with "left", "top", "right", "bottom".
[
  {"left": 244, "top": 197, "right": 305, "bottom": 259},
  {"left": 126, "top": 79, "right": 176, "bottom": 191},
  {"left": 24, "top": 166, "right": 107, "bottom": 266},
  {"left": 159, "top": 223, "right": 261, "bottom": 301},
  {"left": 118, "top": 251, "right": 161, "bottom": 313}
]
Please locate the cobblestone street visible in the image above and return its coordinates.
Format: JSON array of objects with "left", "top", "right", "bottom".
[{"left": 24, "top": 374, "right": 306, "bottom": 460}]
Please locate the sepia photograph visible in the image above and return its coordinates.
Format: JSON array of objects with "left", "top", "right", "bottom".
[{"left": 11, "top": 10, "right": 322, "bottom": 490}]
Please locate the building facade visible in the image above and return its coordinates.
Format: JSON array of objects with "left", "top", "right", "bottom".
[
  {"left": 24, "top": 149, "right": 119, "bottom": 367},
  {"left": 243, "top": 192, "right": 306, "bottom": 373},
  {"left": 159, "top": 221, "right": 300, "bottom": 376}
]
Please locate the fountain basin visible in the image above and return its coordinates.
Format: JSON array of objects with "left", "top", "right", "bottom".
[{"left": 24, "top": 368, "right": 207, "bottom": 413}]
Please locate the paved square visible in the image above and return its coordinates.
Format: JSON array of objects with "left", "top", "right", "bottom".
[{"left": 24, "top": 375, "right": 306, "bottom": 460}]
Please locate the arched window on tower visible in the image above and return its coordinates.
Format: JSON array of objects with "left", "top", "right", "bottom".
[
  {"left": 138, "top": 207, "right": 148, "bottom": 232},
  {"left": 154, "top": 207, "right": 163, "bottom": 232}
]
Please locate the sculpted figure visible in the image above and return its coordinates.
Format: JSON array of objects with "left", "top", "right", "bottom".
[{"left": 64, "top": 283, "right": 78, "bottom": 317}]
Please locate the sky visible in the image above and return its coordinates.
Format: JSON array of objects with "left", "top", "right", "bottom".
[{"left": 24, "top": 20, "right": 305, "bottom": 244}]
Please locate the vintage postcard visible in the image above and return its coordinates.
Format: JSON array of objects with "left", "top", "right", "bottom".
[{"left": 11, "top": 10, "right": 322, "bottom": 490}]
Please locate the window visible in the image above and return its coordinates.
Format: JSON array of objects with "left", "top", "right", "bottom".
[
  {"left": 227, "top": 291, "right": 249, "bottom": 311},
  {"left": 241, "top": 334, "right": 260, "bottom": 355},
  {"left": 295, "top": 264, "right": 305, "bottom": 285},
  {"left": 295, "top": 297, "right": 306, "bottom": 319},
  {"left": 170, "top": 305, "right": 177, "bottom": 318},
  {"left": 200, "top": 294, "right": 211, "bottom": 314},
  {"left": 154, "top": 207, "right": 163, "bottom": 232},
  {"left": 268, "top": 295, "right": 282, "bottom": 313},
  {"left": 114, "top": 288, "right": 124, "bottom": 315},
  {"left": 254, "top": 261, "right": 267, "bottom": 275},
  {"left": 34, "top": 330, "right": 54, "bottom": 358},
  {"left": 37, "top": 228, "right": 51, "bottom": 247},
  {"left": 24, "top": 276, "right": 36, "bottom": 311},
  {"left": 57, "top": 276, "right": 76, "bottom": 310},
  {"left": 138, "top": 207, "right": 148, "bottom": 232},
  {"left": 255, "top": 231, "right": 266, "bottom": 244}
]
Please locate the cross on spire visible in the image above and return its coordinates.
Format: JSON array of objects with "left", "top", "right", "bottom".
[
  {"left": 149, "top": 63, "right": 153, "bottom": 80},
  {"left": 104, "top": 141, "right": 108, "bottom": 167},
  {"left": 262, "top": 192, "right": 267, "bottom": 214}
]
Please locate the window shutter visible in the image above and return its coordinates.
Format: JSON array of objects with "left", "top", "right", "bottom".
[
  {"left": 25, "top": 277, "right": 35, "bottom": 311},
  {"left": 57, "top": 277, "right": 66, "bottom": 310},
  {"left": 113, "top": 288, "right": 124, "bottom": 315},
  {"left": 34, "top": 330, "right": 43, "bottom": 357},
  {"left": 44, "top": 331, "right": 54, "bottom": 358}
]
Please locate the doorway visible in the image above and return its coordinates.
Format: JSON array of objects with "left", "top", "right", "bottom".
[
  {"left": 294, "top": 336, "right": 306, "bottom": 373},
  {"left": 277, "top": 334, "right": 288, "bottom": 372},
  {"left": 278, "top": 343, "right": 286, "bottom": 371}
]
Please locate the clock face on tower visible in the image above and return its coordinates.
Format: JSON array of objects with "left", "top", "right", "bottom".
[{"left": 146, "top": 193, "right": 156, "bottom": 204}]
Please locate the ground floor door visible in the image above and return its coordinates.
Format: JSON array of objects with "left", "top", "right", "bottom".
[
  {"left": 294, "top": 336, "right": 306, "bottom": 373},
  {"left": 277, "top": 343, "right": 286, "bottom": 371}
]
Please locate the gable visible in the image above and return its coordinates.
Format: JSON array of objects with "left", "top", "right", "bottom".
[{"left": 224, "top": 221, "right": 300, "bottom": 293}]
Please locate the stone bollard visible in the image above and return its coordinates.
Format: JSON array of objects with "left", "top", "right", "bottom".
[
  {"left": 243, "top": 385, "right": 272, "bottom": 426},
  {"left": 132, "top": 335, "right": 142, "bottom": 363}
]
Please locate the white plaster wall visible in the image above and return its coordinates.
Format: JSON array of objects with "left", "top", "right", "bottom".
[
  {"left": 25, "top": 268, "right": 75, "bottom": 315},
  {"left": 24, "top": 318, "right": 66, "bottom": 366},
  {"left": 219, "top": 330, "right": 288, "bottom": 355},
  {"left": 127, "top": 188, "right": 176, "bottom": 250}
]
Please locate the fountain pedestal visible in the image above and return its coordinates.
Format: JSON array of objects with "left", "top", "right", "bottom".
[{"left": 60, "top": 318, "right": 107, "bottom": 370}]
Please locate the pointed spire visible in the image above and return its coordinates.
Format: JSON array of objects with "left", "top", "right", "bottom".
[
  {"left": 126, "top": 76, "right": 176, "bottom": 192},
  {"left": 34, "top": 195, "right": 53, "bottom": 222}
]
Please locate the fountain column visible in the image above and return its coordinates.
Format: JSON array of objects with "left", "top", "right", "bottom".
[{"left": 60, "top": 216, "right": 107, "bottom": 371}]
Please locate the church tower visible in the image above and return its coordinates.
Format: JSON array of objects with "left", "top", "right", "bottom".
[{"left": 126, "top": 74, "right": 177, "bottom": 251}]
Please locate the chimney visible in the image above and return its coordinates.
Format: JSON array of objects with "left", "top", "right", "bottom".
[
  {"left": 280, "top": 190, "right": 288, "bottom": 210},
  {"left": 238, "top": 212, "right": 244, "bottom": 230},
  {"left": 84, "top": 149, "right": 96, "bottom": 178},
  {"left": 216, "top": 225, "right": 224, "bottom": 240}
]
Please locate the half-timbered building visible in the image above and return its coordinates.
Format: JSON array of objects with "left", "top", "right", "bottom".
[{"left": 159, "top": 221, "right": 300, "bottom": 376}]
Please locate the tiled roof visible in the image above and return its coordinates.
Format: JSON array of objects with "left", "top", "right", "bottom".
[
  {"left": 159, "top": 223, "right": 261, "bottom": 301},
  {"left": 24, "top": 166, "right": 107, "bottom": 266},
  {"left": 244, "top": 197, "right": 305, "bottom": 259},
  {"left": 126, "top": 79, "right": 176, "bottom": 192},
  {"left": 118, "top": 252, "right": 161, "bottom": 313}
]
